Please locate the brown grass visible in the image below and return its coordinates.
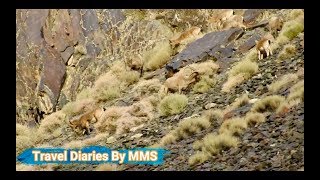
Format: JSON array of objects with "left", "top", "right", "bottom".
[
  {"left": 251, "top": 95, "right": 285, "bottom": 113},
  {"left": 222, "top": 73, "right": 246, "bottom": 93},
  {"left": 132, "top": 79, "right": 162, "bottom": 96},
  {"left": 158, "top": 94, "right": 188, "bottom": 116},
  {"left": 224, "top": 94, "right": 250, "bottom": 114},
  {"left": 189, "top": 132, "right": 239, "bottom": 165},
  {"left": 245, "top": 112, "right": 266, "bottom": 126},
  {"left": 268, "top": 73, "right": 298, "bottom": 93},
  {"left": 181, "top": 61, "right": 220, "bottom": 76},
  {"left": 188, "top": 151, "right": 211, "bottom": 166},
  {"left": 193, "top": 75, "right": 216, "bottom": 93},
  {"left": 16, "top": 124, "right": 37, "bottom": 156},
  {"left": 62, "top": 98, "right": 96, "bottom": 117},
  {"left": 219, "top": 117, "right": 248, "bottom": 136},
  {"left": 228, "top": 60, "right": 259, "bottom": 78},
  {"left": 159, "top": 116, "right": 211, "bottom": 146},
  {"left": 203, "top": 109, "right": 224, "bottom": 123},
  {"left": 37, "top": 111, "right": 67, "bottom": 142},
  {"left": 279, "top": 14, "right": 304, "bottom": 41},
  {"left": 142, "top": 40, "right": 173, "bottom": 71},
  {"left": 94, "top": 106, "right": 130, "bottom": 134},
  {"left": 277, "top": 44, "right": 297, "bottom": 61},
  {"left": 287, "top": 84, "right": 304, "bottom": 102}
]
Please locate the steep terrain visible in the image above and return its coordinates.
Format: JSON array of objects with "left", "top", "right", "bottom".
[{"left": 16, "top": 9, "right": 304, "bottom": 171}]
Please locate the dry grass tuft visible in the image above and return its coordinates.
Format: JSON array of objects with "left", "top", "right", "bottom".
[
  {"left": 188, "top": 151, "right": 210, "bottom": 166},
  {"left": 251, "top": 95, "right": 285, "bottom": 113},
  {"left": 37, "top": 111, "right": 67, "bottom": 142},
  {"left": 268, "top": 73, "right": 298, "bottom": 93},
  {"left": 143, "top": 40, "right": 173, "bottom": 71},
  {"left": 222, "top": 73, "right": 246, "bottom": 93},
  {"left": 181, "top": 61, "right": 220, "bottom": 76},
  {"left": 189, "top": 132, "right": 239, "bottom": 165},
  {"left": 245, "top": 112, "right": 266, "bottom": 126},
  {"left": 277, "top": 44, "right": 297, "bottom": 61},
  {"left": 132, "top": 79, "right": 162, "bottom": 96},
  {"left": 279, "top": 15, "right": 304, "bottom": 41},
  {"left": 228, "top": 60, "right": 259, "bottom": 78},
  {"left": 287, "top": 85, "right": 304, "bottom": 102},
  {"left": 224, "top": 94, "right": 250, "bottom": 114},
  {"left": 193, "top": 75, "right": 216, "bottom": 93},
  {"left": 287, "top": 9, "right": 304, "bottom": 21},
  {"left": 16, "top": 124, "right": 38, "bottom": 156},
  {"left": 62, "top": 98, "right": 96, "bottom": 117},
  {"left": 159, "top": 115, "right": 211, "bottom": 146},
  {"left": 203, "top": 109, "right": 224, "bottom": 123},
  {"left": 158, "top": 94, "right": 188, "bottom": 116},
  {"left": 219, "top": 117, "right": 248, "bottom": 136}
]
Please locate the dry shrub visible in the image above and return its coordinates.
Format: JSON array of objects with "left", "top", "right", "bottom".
[
  {"left": 268, "top": 73, "right": 298, "bottom": 93},
  {"left": 251, "top": 95, "right": 285, "bottom": 113},
  {"left": 158, "top": 94, "right": 188, "bottom": 116}
]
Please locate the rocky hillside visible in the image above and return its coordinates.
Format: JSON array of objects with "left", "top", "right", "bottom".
[{"left": 16, "top": 9, "right": 304, "bottom": 171}]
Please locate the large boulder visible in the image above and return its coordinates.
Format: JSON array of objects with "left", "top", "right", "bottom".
[{"left": 165, "top": 28, "right": 244, "bottom": 75}]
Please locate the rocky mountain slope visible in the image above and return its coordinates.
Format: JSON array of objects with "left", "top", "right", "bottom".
[{"left": 16, "top": 9, "right": 304, "bottom": 171}]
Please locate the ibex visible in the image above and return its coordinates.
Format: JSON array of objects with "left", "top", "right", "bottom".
[
  {"left": 162, "top": 69, "right": 199, "bottom": 94},
  {"left": 69, "top": 107, "right": 104, "bottom": 135}
]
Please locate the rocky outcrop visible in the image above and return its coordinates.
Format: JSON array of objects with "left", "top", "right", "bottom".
[
  {"left": 165, "top": 28, "right": 244, "bottom": 76},
  {"left": 16, "top": 9, "right": 173, "bottom": 123}
]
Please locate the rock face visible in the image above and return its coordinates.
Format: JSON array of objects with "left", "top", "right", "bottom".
[
  {"left": 18, "top": 9, "right": 224, "bottom": 123},
  {"left": 165, "top": 28, "right": 244, "bottom": 75},
  {"left": 16, "top": 9, "right": 173, "bottom": 123}
]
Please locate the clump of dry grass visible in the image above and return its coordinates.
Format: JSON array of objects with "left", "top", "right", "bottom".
[
  {"left": 158, "top": 94, "right": 188, "bottom": 116},
  {"left": 37, "top": 111, "right": 67, "bottom": 142},
  {"left": 159, "top": 116, "right": 211, "bottom": 146},
  {"left": 224, "top": 94, "right": 250, "bottom": 114},
  {"left": 287, "top": 9, "right": 304, "bottom": 21},
  {"left": 276, "top": 99, "right": 302, "bottom": 115},
  {"left": 159, "top": 133, "right": 177, "bottom": 146},
  {"left": 275, "top": 80, "right": 304, "bottom": 115},
  {"left": 175, "top": 117, "right": 211, "bottom": 139},
  {"left": 95, "top": 97, "right": 155, "bottom": 135},
  {"left": 288, "top": 80, "right": 304, "bottom": 102},
  {"left": 271, "top": 10, "right": 303, "bottom": 51},
  {"left": 63, "top": 133, "right": 109, "bottom": 148},
  {"left": 188, "top": 151, "right": 211, "bottom": 165},
  {"left": 279, "top": 15, "right": 304, "bottom": 41},
  {"left": 62, "top": 98, "right": 96, "bottom": 117},
  {"left": 189, "top": 133, "right": 239, "bottom": 165},
  {"left": 251, "top": 95, "right": 285, "bottom": 113},
  {"left": 245, "top": 112, "right": 266, "bottom": 126},
  {"left": 268, "top": 73, "right": 298, "bottom": 93},
  {"left": 203, "top": 109, "right": 223, "bottom": 123},
  {"left": 222, "top": 60, "right": 258, "bottom": 92},
  {"left": 16, "top": 124, "right": 37, "bottom": 156},
  {"left": 76, "top": 88, "right": 92, "bottom": 101},
  {"left": 228, "top": 60, "right": 259, "bottom": 78},
  {"left": 142, "top": 40, "right": 173, "bottom": 71},
  {"left": 219, "top": 117, "right": 248, "bottom": 136},
  {"left": 290, "top": 80, "right": 304, "bottom": 93},
  {"left": 222, "top": 73, "right": 246, "bottom": 93},
  {"left": 94, "top": 106, "right": 130, "bottom": 134},
  {"left": 193, "top": 75, "right": 216, "bottom": 93},
  {"left": 181, "top": 61, "right": 220, "bottom": 76},
  {"left": 277, "top": 44, "right": 296, "bottom": 61},
  {"left": 95, "top": 164, "right": 119, "bottom": 171},
  {"left": 132, "top": 79, "right": 162, "bottom": 96}
]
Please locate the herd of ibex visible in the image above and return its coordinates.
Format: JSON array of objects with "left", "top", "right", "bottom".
[{"left": 69, "top": 9, "right": 285, "bottom": 135}]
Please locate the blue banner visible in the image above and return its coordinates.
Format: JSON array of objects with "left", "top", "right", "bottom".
[{"left": 17, "top": 146, "right": 169, "bottom": 165}]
